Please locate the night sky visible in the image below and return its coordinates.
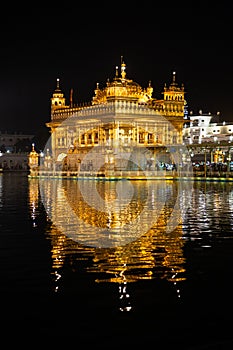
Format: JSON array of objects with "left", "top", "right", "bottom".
[{"left": 0, "top": 3, "right": 232, "bottom": 137}]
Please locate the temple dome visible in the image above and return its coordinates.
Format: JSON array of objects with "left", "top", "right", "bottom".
[{"left": 92, "top": 59, "right": 153, "bottom": 105}]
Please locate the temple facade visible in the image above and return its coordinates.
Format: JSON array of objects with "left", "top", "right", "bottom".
[{"left": 41, "top": 59, "right": 188, "bottom": 177}]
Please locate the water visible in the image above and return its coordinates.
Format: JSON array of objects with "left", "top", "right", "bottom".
[{"left": 1, "top": 173, "right": 233, "bottom": 348}]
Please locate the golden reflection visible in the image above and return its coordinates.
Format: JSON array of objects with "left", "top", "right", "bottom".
[
  {"left": 63, "top": 179, "right": 147, "bottom": 229},
  {"left": 28, "top": 178, "right": 39, "bottom": 227},
  {"left": 29, "top": 177, "right": 187, "bottom": 310},
  {"left": 39, "top": 177, "right": 192, "bottom": 248}
]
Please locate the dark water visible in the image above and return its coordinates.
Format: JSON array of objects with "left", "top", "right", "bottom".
[{"left": 1, "top": 173, "right": 233, "bottom": 348}]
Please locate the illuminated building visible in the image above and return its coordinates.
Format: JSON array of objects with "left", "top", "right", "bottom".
[
  {"left": 40, "top": 58, "right": 187, "bottom": 178},
  {"left": 183, "top": 110, "right": 233, "bottom": 145},
  {"left": 183, "top": 111, "right": 233, "bottom": 169}
]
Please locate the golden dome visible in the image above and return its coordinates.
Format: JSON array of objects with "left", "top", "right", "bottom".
[{"left": 92, "top": 58, "right": 153, "bottom": 105}]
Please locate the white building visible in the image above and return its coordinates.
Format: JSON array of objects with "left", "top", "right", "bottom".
[{"left": 183, "top": 110, "right": 233, "bottom": 144}]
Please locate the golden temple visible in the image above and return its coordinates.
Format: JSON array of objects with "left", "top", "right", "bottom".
[{"left": 31, "top": 58, "right": 189, "bottom": 178}]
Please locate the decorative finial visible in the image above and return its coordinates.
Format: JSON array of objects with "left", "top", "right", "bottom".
[
  {"left": 56, "top": 78, "right": 60, "bottom": 89},
  {"left": 70, "top": 88, "right": 73, "bottom": 107},
  {"left": 121, "top": 59, "right": 126, "bottom": 80},
  {"left": 172, "top": 71, "right": 176, "bottom": 84},
  {"left": 115, "top": 66, "right": 119, "bottom": 77}
]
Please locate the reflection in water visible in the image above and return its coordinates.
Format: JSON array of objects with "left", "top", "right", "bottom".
[
  {"left": 38, "top": 178, "right": 192, "bottom": 247},
  {"left": 29, "top": 178, "right": 188, "bottom": 311},
  {"left": 28, "top": 178, "right": 39, "bottom": 227},
  {"left": 29, "top": 178, "right": 233, "bottom": 315},
  {"left": 182, "top": 181, "right": 233, "bottom": 244}
]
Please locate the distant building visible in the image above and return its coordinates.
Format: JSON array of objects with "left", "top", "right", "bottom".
[
  {"left": 183, "top": 110, "right": 233, "bottom": 145},
  {"left": 0, "top": 131, "right": 34, "bottom": 171},
  {"left": 0, "top": 131, "right": 34, "bottom": 152},
  {"left": 0, "top": 152, "right": 30, "bottom": 171}
]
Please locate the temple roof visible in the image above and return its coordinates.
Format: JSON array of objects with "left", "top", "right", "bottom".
[{"left": 92, "top": 58, "right": 153, "bottom": 105}]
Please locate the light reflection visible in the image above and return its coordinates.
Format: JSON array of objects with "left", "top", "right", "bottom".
[
  {"left": 53, "top": 270, "right": 62, "bottom": 292},
  {"left": 118, "top": 265, "right": 132, "bottom": 312},
  {"left": 29, "top": 178, "right": 189, "bottom": 307},
  {"left": 183, "top": 181, "right": 233, "bottom": 244},
  {"left": 39, "top": 178, "right": 192, "bottom": 248},
  {"left": 27, "top": 178, "right": 233, "bottom": 311},
  {"left": 28, "top": 178, "right": 39, "bottom": 227}
]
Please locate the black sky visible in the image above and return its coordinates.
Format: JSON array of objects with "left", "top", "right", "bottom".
[{"left": 0, "top": 3, "right": 232, "bottom": 136}]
